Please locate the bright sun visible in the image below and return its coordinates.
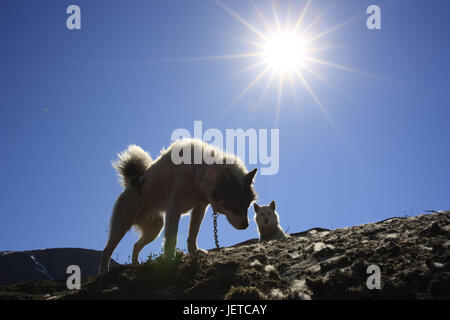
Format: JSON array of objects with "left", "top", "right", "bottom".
[
  {"left": 200, "top": 0, "right": 365, "bottom": 125},
  {"left": 264, "top": 33, "right": 306, "bottom": 73}
]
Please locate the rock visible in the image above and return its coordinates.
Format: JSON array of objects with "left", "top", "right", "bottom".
[
  {"left": 288, "top": 252, "right": 300, "bottom": 259},
  {"left": 264, "top": 265, "right": 280, "bottom": 280},
  {"left": 420, "top": 222, "right": 445, "bottom": 237},
  {"left": 250, "top": 260, "right": 263, "bottom": 267},
  {"left": 320, "top": 255, "right": 352, "bottom": 272},
  {"left": 252, "top": 244, "right": 266, "bottom": 253},
  {"left": 313, "top": 242, "right": 326, "bottom": 252},
  {"left": 1, "top": 211, "right": 449, "bottom": 300},
  {"left": 289, "top": 279, "right": 312, "bottom": 300}
]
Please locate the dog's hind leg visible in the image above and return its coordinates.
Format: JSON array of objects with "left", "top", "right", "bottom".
[
  {"left": 132, "top": 215, "right": 164, "bottom": 264},
  {"left": 100, "top": 190, "right": 138, "bottom": 273}
]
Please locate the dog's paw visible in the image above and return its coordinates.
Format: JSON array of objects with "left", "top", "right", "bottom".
[
  {"left": 197, "top": 248, "right": 209, "bottom": 255},
  {"left": 189, "top": 248, "right": 209, "bottom": 256}
]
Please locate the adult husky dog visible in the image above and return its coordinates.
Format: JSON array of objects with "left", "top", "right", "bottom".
[{"left": 100, "top": 139, "right": 257, "bottom": 273}]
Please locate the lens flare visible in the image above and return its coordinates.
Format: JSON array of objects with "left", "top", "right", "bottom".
[{"left": 176, "top": 0, "right": 371, "bottom": 127}]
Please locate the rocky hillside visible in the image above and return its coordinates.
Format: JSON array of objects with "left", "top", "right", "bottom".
[
  {"left": 0, "top": 248, "right": 119, "bottom": 286},
  {"left": 1, "top": 211, "right": 449, "bottom": 300}
]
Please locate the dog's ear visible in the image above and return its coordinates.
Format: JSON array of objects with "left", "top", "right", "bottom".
[
  {"left": 270, "top": 200, "right": 276, "bottom": 211},
  {"left": 245, "top": 168, "right": 257, "bottom": 185},
  {"left": 253, "top": 203, "right": 260, "bottom": 213}
]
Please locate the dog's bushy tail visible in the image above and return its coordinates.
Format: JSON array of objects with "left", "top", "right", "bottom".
[{"left": 112, "top": 145, "right": 152, "bottom": 188}]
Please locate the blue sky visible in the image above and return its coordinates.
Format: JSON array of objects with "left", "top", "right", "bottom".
[{"left": 1, "top": 0, "right": 449, "bottom": 264}]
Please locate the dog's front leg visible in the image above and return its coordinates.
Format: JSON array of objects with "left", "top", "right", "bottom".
[{"left": 187, "top": 203, "right": 208, "bottom": 255}]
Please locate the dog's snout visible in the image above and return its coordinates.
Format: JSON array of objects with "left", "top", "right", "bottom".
[
  {"left": 264, "top": 218, "right": 268, "bottom": 224},
  {"left": 240, "top": 220, "right": 249, "bottom": 229}
]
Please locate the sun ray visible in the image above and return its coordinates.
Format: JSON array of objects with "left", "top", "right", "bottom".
[
  {"left": 260, "top": 69, "right": 277, "bottom": 103},
  {"left": 300, "top": 63, "right": 355, "bottom": 105},
  {"left": 284, "top": 1, "right": 292, "bottom": 31},
  {"left": 294, "top": 68, "right": 345, "bottom": 138},
  {"left": 159, "top": 52, "right": 265, "bottom": 62},
  {"left": 302, "top": 43, "right": 351, "bottom": 53},
  {"left": 223, "top": 34, "right": 266, "bottom": 49},
  {"left": 232, "top": 65, "right": 272, "bottom": 104},
  {"left": 227, "top": 60, "right": 267, "bottom": 79},
  {"left": 249, "top": 0, "right": 274, "bottom": 36},
  {"left": 287, "top": 71, "right": 298, "bottom": 102},
  {"left": 299, "top": 7, "right": 330, "bottom": 37},
  {"left": 271, "top": 0, "right": 282, "bottom": 33},
  {"left": 300, "top": 63, "right": 340, "bottom": 94},
  {"left": 296, "top": 69, "right": 352, "bottom": 149},
  {"left": 295, "top": 69, "right": 331, "bottom": 123},
  {"left": 303, "top": 15, "right": 362, "bottom": 45},
  {"left": 214, "top": 0, "right": 269, "bottom": 42},
  {"left": 293, "top": 0, "right": 312, "bottom": 34},
  {"left": 275, "top": 73, "right": 284, "bottom": 126},
  {"left": 303, "top": 56, "right": 382, "bottom": 79}
]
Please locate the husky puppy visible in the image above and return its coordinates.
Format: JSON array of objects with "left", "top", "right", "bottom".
[
  {"left": 100, "top": 138, "right": 257, "bottom": 273},
  {"left": 253, "top": 201, "right": 287, "bottom": 242}
]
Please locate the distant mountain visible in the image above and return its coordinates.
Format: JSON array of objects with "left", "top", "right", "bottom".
[{"left": 0, "top": 248, "right": 119, "bottom": 286}]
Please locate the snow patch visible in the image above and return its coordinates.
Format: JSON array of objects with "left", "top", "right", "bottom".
[{"left": 29, "top": 255, "right": 54, "bottom": 280}]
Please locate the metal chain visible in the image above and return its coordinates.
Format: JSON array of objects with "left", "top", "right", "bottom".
[{"left": 213, "top": 210, "right": 220, "bottom": 249}]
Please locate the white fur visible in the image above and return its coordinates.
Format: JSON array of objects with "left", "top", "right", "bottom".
[
  {"left": 112, "top": 145, "right": 152, "bottom": 187},
  {"left": 101, "top": 138, "right": 256, "bottom": 272},
  {"left": 254, "top": 201, "right": 287, "bottom": 242}
]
